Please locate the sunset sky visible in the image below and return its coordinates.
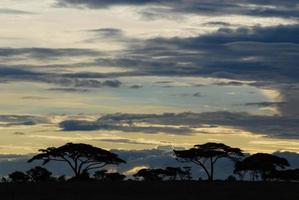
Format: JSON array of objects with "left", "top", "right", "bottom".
[{"left": 1, "top": 0, "right": 299, "bottom": 156}]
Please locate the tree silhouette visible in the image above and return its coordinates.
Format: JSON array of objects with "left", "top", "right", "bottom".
[
  {"left": 27, "top": 166, "right": 53, "bottom": 182},
  {"left": 174, "top": 142, "right": 244, "bottom": 181},
  {"left": 8, "top": 171, "right": 29, "bottom": 183},
  {"left": 234, "top": 153, "right": 290, "bottom": 181},
  {"left": 28, "top": 143, "right": 126, "bottom": 177}
]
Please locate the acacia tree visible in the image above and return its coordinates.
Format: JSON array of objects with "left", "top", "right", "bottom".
[
  {"left": 28, "top": 143, "right": 126, "bottom": 177},
  {"left": 234, "top": 153, "right": 290, "bottom": 181},
  {"left": 174, "top": 142, "right": 244, "bottom": 181}
]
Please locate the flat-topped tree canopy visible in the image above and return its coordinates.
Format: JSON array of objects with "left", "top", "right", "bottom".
[
  {"left": 234, "top": 153, "right": 290, "bottom": 181},
  {"left": 175, "top": 142, "right": 243, "bottom": 160},
  {"left": 28, "top": 143, "right": 126, "bottom": 177},
  {"left": 174, "top": 142, "right": 244, "bottom": 181}
]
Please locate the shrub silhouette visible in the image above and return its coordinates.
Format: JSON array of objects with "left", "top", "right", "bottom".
[
  {"left": 234, "top": 153, "right": 290, "bottom": 181},
  {"left": 8, "top": 171, "right": 29, "bottom": 183},
  {"left": 94, "top": 170, "right": 126, "bottom": 181},
  {"left": 174, "top": 142, "right": 244, "bottom": 181},
  {"left": 68, "top": 170, "right": 92, "bottom": 181},
  {"left": 164, "top": 167, "right": 192, "bottom": 180},
  {"left": 105, "top": 173, "right": 126, "bottom": 181},
  {"left": 266, "top": 169, "right": 299, "bottom": 181},
  {"left": 133, "top": 167, "right": 192, "bottom": 181},
  {"left": 133, "top": 168, "right": 166, "bottom": 181},
  {"left": 226, "top": 175, "right": 237, "bottom": 182},
  {"left": 94, "top": 169, "right": 108, "bottom": 181},
  {"left": 28, "top": 143, "right": 126, "bottom": 177}
]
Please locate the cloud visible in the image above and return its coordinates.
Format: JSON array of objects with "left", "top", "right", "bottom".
[
  {"left": 90, "top": 24, "right": 299, "bottom": 86},
  {"left": 58, "top": 112, "right": 299, "bottom": 139},
  {"left": 92, "top": 24, "right": 299, "bottom": 117}
]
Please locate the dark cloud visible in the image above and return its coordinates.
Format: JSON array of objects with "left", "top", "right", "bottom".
[
  {"left": 55, "top": 0, "right": 174, "bottom": 8},
  {"left": 213, "top": 81, "right": 246, "bottom": 86},
  {"left": 100, "top": 24, "right": 299, "bottom": 117},
  {"left": 59, "top": 118, "right": 193, "bottom": 134},
  {"left": 21, "top": 96, "right": 52, "bottom": 100},
  {"left": 171, "top": 92, "right": 202, "bottom": 97},
  {"left": 59, "top": 112, "right": 299, "bottom": 139},
  {"left": 88, "top": 28, "right": 124, "bottom": 38},
  {"left": 0, "top": 48, "right": 100, "bottom": 59},
  {"left": 129, "top": 85, "right": 143, "bottom": 89},
  {"left": 0, "top": 115, "right": 50, "bottom": 127},
  {"left": 0, "top": 8, "right": 35, "bottom": 15},
  {"left": 48, "top": 88, "right": 90, "bottom": 92},
  {"left": 13, "top": 132, "right": 25, "bottom": 135},
  {"left": 95, "top": 138, "right": 159, "bottom": 146},
  {"left": 0, "top": 65, "right": 122, "bottom": 89},
  {"left": 203, "top": 21, "right": 232, "bottom": 27},
  {"left": 102, "top": 80, "right": 122, "bottom": 87},
  {"left": 91, "top": 24, "right": 299, "bottom": 85},
  {"left": 192, "top": 92, "right": 201, "bottom": 97},
  {"left": 245, "top": 101, "right": 287, "bottom": 107},
  {"left": 55, "top": 0, "right": 299, "bottom": 18}
]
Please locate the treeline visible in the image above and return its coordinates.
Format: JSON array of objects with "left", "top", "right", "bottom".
[{"left": 2, "top": 142, "right": 299, "bottom": 183}]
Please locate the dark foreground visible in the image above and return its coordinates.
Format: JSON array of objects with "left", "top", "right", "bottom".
[{"left": 0, "top": 181, "right": 298, "bottom": 200}]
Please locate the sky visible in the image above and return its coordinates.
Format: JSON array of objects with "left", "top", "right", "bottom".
[{"left": 0, "top": 0, "right": 299, "bottom": 161}]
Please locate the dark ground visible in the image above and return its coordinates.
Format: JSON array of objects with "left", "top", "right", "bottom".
[{"left": 0, "top": 181, "right": 298, "bottom": 200}]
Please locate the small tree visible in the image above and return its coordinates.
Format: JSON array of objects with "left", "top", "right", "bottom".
[
  {"left": 28, "top": 143, "right": 126, "bottom": 177},
  {"left": 174, "top": 142, "right": 244, "bottom": 181},
  {"left": 26, "top": 166, "right": 53, "bottom": 182},
  {"left": 234, "top": 153, "right": 290, "bottom": 181}
]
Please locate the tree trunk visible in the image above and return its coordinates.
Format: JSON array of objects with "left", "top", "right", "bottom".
[{"left": 210, "top": 158, "right": 214, "bottom": 181}]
